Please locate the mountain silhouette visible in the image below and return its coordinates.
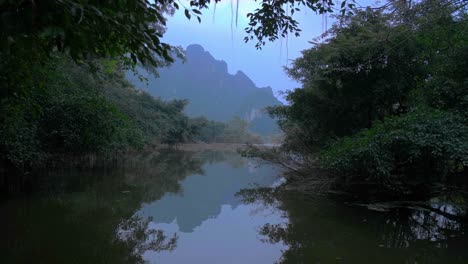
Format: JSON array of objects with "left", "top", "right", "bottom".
[{"left": 127, "top": 44, "right": 281, "bottom": 136}]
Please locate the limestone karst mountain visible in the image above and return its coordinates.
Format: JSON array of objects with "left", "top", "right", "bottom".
[{"left": 127, "top": 44, "right": 281, "bottom": 136}]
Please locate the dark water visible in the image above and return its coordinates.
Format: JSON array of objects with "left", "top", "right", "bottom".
[{"left": 1, "top": 150, "right": 467, "bottom": 263}]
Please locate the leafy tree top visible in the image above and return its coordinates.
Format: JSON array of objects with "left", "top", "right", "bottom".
[{"left": 0, "top": 0, "right": 355, "bottom": 70}]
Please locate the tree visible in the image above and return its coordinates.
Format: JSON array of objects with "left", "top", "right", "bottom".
[
  {"left": 0, "top": 0, "right": 356, "bottom": 74},
  {"left": 2, "top": 1, "right": 466, "bottom": 76},
  {"left": 270, "top": 7, "right": 421, "bottom": 149},
  {"left": 264, "top": 0, "right": 468, "bottom": 195},
  {"left": 1, "top": 1, "right": 174, "bottom": 67},
  {"left": 191, "top": 0, "right": 355, "bottom": 47}
]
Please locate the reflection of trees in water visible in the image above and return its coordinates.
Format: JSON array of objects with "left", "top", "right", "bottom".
[
  {"left": 117, "top": 216, "right": 178, "bottom": 263},
  {"left": 138, "top": 153, "right": 279, "bottom": 233},
  {"left": 30, "top": 149, "right": 208, "bottom": 201},
  {"left": 118, "top": 149, "right": 208, "bottom": 202},
  {"left": 196, "top": 149, "right": 232, "bottom": 165},
  {"left": 1, "top": 149, "right": 208, "bottom": 264},
  {"left": 379, "top": 203, "right": 464, "bottom": 249},
  {"left": 238, "top": 188, "right": 468, "bottom": 264}
]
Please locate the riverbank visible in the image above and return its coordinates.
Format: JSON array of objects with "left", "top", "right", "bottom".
[
  {"left": 0, "top": 143, "right": 258, "bottom": 194},
  {"left": 172, "top": 143, "right": 250, "bottom": 152}
]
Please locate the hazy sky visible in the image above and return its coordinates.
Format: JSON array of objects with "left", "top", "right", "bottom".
[{"left": 163, "top": 0, "right": 378, "bottom": 102}]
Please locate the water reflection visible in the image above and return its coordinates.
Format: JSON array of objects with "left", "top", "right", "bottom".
[
  {"left": 4, "top": 149, "right": 467, "bottom": 264},
  {"left": 239, "top": 188, "right": 468, "bottom": 264},
  {"left": 1, "top": 150, "right": 285, "bottom": 264},
  {"left": 138, "top": 153, "right": 278, "bottom": 232},
  {"left": 1, "top": 150, "right": 206, "bottom": 264},
  {"left": 137, "top": 152, "right": 286, "bottom": 263},
  {"left": 117, "top": 216, "right": 178, "bottom": 256}
]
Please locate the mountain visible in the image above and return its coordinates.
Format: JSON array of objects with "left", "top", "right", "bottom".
[{"left": 126, "top": 44, "right": 282, "bottom": 136}]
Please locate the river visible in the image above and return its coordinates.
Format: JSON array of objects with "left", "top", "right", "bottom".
[{"left": 2, "top": 149, "right": 468, "bottom": 263}]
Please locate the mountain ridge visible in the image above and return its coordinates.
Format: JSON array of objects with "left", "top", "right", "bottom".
[{"left": 127, "top": 44, "right": 281, "bottom": 136}]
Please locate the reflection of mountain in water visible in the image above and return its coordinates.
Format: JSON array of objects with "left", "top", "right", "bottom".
[{"left": 139, "top": 156, "right": 278, "bottom": 233}]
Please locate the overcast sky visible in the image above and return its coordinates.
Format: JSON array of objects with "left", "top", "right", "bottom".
[{"left": 162, "top": 0, "right": 378, "bottom": 102}]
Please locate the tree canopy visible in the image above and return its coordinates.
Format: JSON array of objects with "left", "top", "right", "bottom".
[
  {"left": 265, "top": 0, "right": 468, "bottom": 196},
  {"left": 0, "top": 0, "right": 355, "bottom": 72},
  {"left": 3, "top": 0, "right": 466, "bottom": 73}
]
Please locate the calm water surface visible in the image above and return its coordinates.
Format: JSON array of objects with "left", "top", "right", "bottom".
[{"left": 2, "top": 149, "right": 467, "bottom": 263}]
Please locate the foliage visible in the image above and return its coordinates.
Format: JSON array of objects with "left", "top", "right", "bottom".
[
  {"left": 0, "top": 54, "right": 203, "bottom": 169},
  {"left": 0, "top": 0, "right": 176, "bottom": 69},
  {"left": 191, "top": 0, "right": 355, "bottom": 48},
  {"left": 0, "top": 51, "right": 265, "bottom": 171},
  {"left": 223, "top": 117, "right": 259, "bottom": 143},
  {"left": 1, "top": 0, "right": 461, "bottom": 99},
  {"left": 0, "top": 0, "right": 394, "bottom": 168},
  {"left": 0, "top": 55, "right": 134, "bottom": 169},
  {"left": 189, "top": 117, "right": 227, "bottom": 143},
  {"left": 267, "top": 0, "right": 468, "bottom": 196},
  {"left": 0, "top": 0, "right": 354, "bottom": 81},
  {"left": 417, "top": 3, "right": 468, "bottom": 120},
  {"left": 101, "top": 72, "right": 195, "bottom": 146},
  {"left": 321, "top": 109, "right": 468, "bottom": 192},
  {"left": 39, "top": 88, "right": 133, "bottom": 154},
  {"left": 270, "top": 8, "right": 421, "bottom": 150},
  {"left": 0, "top": 97, "right": 43, "bottom": 168},
  {"left": 220, "top": 117, "right": 263, "bottom": 144},
  {"left": 190, "top": 116, "right": 263, "bottom": 144}
]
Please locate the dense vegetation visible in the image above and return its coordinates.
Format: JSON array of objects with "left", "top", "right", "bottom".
[
  {"left": 2, "top": 0, "right": 466, "bottom": 200},
  {"left": 0, "top": 53, "right": 263, "bottom": 174},
  {"left": 0, "top": 54, "right": 197, "bottom": 170},
  {"left": 1, "top": 1, "right": 176, "bottom": 173},
  {"left": 0, "top": 0, "right": 351, "bottom": 75},
  {"left": 2, "top": 1, "right": 468, "bottom": 261},
  {"left": 0, "top": 0, "right": 366, "bottom": 173},
  {"left": 190, "top": 117, "right": 262, "bottom": 144},
  {"left": 265, "top": 0, "right": 468, "bottom": 198},
  {"left": 1, "top": 2, "right": 267, "bottom": 176}
]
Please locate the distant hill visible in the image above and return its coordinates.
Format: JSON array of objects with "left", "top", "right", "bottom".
[{"left": 126, "top": 44, "right": 282, "bottom": 136}]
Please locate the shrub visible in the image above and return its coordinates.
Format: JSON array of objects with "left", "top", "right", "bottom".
[{"left": 321, "top": 109, "right": 468, "bottom": 190}]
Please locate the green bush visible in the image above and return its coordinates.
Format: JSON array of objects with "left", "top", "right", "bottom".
[
  {"left": 321, "top": 109, "right": 468, "bottom": 190},
  {"left": 39, "top": 92, "right": 133, "bottom": 154},
  {"left": 0, "top": 98, "right": 43, "bottom": 168}
]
